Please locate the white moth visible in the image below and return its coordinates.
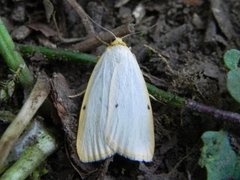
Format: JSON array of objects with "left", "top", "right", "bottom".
[{"left": 76, "top": 37, "right": 154, "bottom": 162}]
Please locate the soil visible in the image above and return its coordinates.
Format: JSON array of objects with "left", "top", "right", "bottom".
[{"left": 1, "top": 0, "right": 240, "bottom": 179}]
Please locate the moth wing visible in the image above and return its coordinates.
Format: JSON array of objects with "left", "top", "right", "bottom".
[
  {"left": 76, "top": 49, "right": 117, "bottom": 162},
  {"left": 105, "top": 46, "right": 154, "bottom": 162}
]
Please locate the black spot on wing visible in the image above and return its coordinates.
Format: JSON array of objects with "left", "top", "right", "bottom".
[{"left": 147, "top": 104, "right": 150, "bottom": 110}]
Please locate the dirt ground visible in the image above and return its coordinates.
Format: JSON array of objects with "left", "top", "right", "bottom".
[{"left": 1, "top": 0, "right": 240, "bottom": 179}]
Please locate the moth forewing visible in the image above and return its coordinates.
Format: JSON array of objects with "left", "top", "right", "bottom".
[{"left": 76, "top": 50, "right": 115, "bottom": 162}]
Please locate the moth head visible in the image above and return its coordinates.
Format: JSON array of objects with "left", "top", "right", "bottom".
[{"left": 110, "top": 38, "right": 127, "bottom": 47}]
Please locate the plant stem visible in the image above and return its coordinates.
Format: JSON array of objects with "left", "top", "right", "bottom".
[
  {"left": 147, "top": 83, "right": 185, "bottom": 108},
  {"left": 0, "top": 128, "right": 58, "bottom": 180},
  {"left": 17, "top": 44, "right": 97, "bottom": 64},
  {"left": 0, "top": 18, "right": 33, "bottom": 88}
]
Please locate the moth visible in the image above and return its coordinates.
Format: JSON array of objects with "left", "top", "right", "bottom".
[{"left": 76, "top": 37, "right": 154, "bottom": 162}]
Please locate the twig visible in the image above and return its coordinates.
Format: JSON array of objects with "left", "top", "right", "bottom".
[
  {"left": 186, "top": 100, "right": 240, "bottom": 123},
  {"left": 72, "top": 24, "right": 135, "bottom": 51},
  {"left": 0, "top": 124, "right": 58, "bottom": 180},
  {"left": 0, "top": 74, "right": 50, "bottom": 169},
  {"left": 0, "top": 18, "right": 33, "bottom": 88},
  {"left": 66, "top": 0, "right": 95, "bottom": 36},
  {"left": 148, "top": 84, "right": 240, "bottom": 123},
  {"left": 17, "top": 24, "right": 134, "bottom": 53}
]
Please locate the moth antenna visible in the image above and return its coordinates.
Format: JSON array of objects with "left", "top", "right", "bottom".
[
  {"left": 121, "top": 33, "right": 132, "bottom": 39},
  {"left": 121, "top": 31, "right": 140, "bottom": 41},
  {"left": 85, "top": 13, "right": 117, "bottom": 39},
  {"left": 122, "top": 23, "right": 157, "bottom": 40}
]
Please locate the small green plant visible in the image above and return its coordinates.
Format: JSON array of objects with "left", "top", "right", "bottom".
[
  {"left": 199, "top": 131, "right": 240, "bottom": 180},
  {"left": 224, "top": 49, "right": 240, "bottom": 103}
]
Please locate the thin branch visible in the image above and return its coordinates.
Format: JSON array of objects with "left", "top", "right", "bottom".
[
  {"left": 72, "top": 24, "right": 135, "bottom": 51},
  {"left": 16, "top": 24, "right": 134, "bottom": 53},
  {"left": 186, "top": 100, "right": 240, "bottom": 123},
  {"left": 66, "top": 0, "right": 95, "bottom": 36}
]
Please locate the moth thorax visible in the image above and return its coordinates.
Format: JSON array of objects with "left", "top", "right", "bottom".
[{"left": 110, "top": 38, "right": 127, "bottom": 47}]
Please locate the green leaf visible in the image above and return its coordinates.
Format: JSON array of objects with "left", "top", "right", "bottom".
[
  {"left": 199, "top": 131, "right": 240, "bottom": 180},
  {"left": 224, "top": 49, "right": 240, "bottom": 70},
  {"left": 227, "top": 69, "right": 240, "bottom": 103}
]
